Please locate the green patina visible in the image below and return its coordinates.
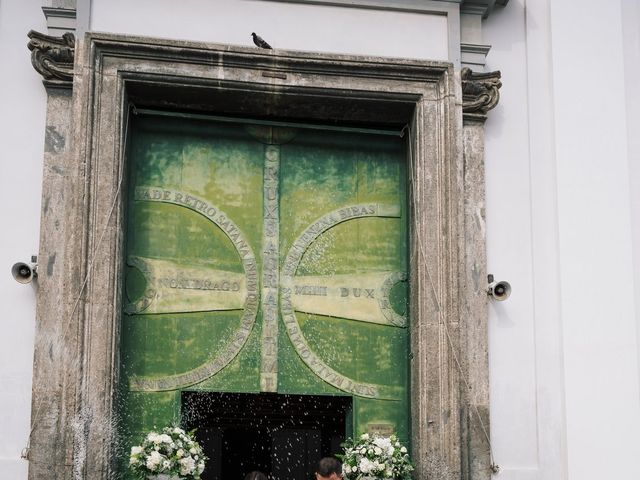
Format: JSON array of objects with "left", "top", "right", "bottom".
[{"left": 119, "top": 115, "right": 409, "bottom": 477}]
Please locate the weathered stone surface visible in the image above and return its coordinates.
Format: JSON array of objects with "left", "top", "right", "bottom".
[
  {"left": 27, "top": 30, "right": 75, "bottom": 88},
  {"left": 27, "top": 32, "right": 498, "bottom": 479},
  {"left": 28, "top": 87, "right": 77, "bottom": 480},
  {"left": 461, "top": 67, "right": 502, "bottom": 121},
  {"left": 461, "top": 121, "right": 493, "bottom": 480}
]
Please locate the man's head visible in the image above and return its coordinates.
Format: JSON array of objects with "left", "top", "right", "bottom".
[{"left": 316, "top": 457, "right": 343, "bottom": 480}]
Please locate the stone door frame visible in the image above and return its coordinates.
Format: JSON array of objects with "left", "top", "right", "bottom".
[{"left": 27, "top": 31, "right": 497, "bottom": 480}]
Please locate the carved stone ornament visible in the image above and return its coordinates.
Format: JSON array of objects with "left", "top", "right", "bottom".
[
  {"left": 27, "top": 30, "right": 75, "bottom": 87},
  {"left": 461, "top": 67, "right": 502, "bottom": 119}
]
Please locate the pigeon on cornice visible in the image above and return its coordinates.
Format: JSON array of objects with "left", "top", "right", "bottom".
[{"left": 251, "top": 32, "right": 272, "bottom": 49}]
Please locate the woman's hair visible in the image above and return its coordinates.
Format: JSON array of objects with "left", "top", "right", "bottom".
[{"left": 244, "top": 471, "right": 268, "bottom": 480}]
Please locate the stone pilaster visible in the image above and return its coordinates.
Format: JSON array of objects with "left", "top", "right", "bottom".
[
  {"left": 26, "top": 30, "right": 77, "bottom": 480},
  {"left": 460, "top": 67, "right": 502, "bottom": 479}
]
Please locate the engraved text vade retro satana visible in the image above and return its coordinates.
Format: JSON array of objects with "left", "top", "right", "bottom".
[{"left": 120, "top": 116, "right": 409, "bottom": 460}]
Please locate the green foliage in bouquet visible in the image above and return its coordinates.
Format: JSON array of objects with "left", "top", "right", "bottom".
[
  {"left": 339, "top": 433, "right": 413, "bottom": 480},
  {"left": 129, "top": 426, "right": 207, "bottom": 479}
]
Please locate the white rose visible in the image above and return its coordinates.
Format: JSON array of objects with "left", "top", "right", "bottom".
[
  {"left": 159, "top": 434, "right": 172, "bottom": 444},
  {"left": 131, "top": 446, "right": 143, "bottom": 455},
  {"left": 374, "top": 447, "right": 382, "bottom": 455},
  {"left": 146, "top": 450, "right": 163, "bottom": 471},
  {"left": 189, "top": 447, "right": 197, "bottom": 454},
  {"left": 344, "top": 465, "right": 352, "bottom": 474},
  {"left": 400, "top": 446, "right": 407, "bottom": 453},
  {"left": 374, "top": 437, "right": 392, "bottom": 449},
  {"left": 361, "top": 433, "right": 370, "bottom": 440},
  {"left": 359, "top": 458, "right": 372, "bottom": 474},
  {"left": 179, "top": 456, "right": 196, "bottom": 475}
]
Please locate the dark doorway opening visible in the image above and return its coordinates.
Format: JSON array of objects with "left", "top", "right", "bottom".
[{"left": 182, "top": 392, "right": 352, "bottom": 480}]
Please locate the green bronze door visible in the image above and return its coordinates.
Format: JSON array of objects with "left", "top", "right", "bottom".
[{"left": 120, "top": 115, "right": 409, "bottom": 475}]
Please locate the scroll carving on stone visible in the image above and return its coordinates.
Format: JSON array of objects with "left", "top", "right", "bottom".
[
  {"left": 27, "top": 30, "right": 75, "bottom": 87},
  {"left": 461, "top": 67, "right": 502, "bottom": 118}
]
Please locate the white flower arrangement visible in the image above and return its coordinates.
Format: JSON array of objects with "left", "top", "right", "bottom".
[
  {"left": 129, "top": 426, "right": 207, "bottom": 479},
  {"left": 339, "top": 433, "right": 413, "bottom": 480}
]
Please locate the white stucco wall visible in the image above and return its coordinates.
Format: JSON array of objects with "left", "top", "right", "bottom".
[
  {"left": 0, "top": 0, "right": 47, "bottom": 477},
  {"left": 484, "top": 1, "right": 567, "bottom": 478},
  {"left": 89, "top": 0, "right": 450, "bottom": 62},
  {"left": 484, "top": 0, "right": 640, "bottom": 479},
  {"left": 1, "top": 0, "right": 640, "bottom": 479},
  {"left": 550, "top": 2, "right": 640, "bottom": 477},
  {"left": 622, "top": 0, "right": 640, "bottom": 410},
  {"left": 483, "top": 1, "right": 543, "bottom": 475}
]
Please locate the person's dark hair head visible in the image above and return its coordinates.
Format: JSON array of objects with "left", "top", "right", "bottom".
[
  {"left": 317, "top": 457, "right": 342, "bottom": 477},
  {"left": 244, "top": 471, "right": 267, "bottom": 480}
]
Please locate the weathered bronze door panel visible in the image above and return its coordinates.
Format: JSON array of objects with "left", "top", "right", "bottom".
[{"left": 120, "top": 115, "right": 409, "bottom": 476}]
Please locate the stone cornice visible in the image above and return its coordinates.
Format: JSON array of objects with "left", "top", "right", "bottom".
[
  {"left": 27, "top": 30, "right": 75, "bottom": 88},
  {"left": 461, "top": 67, "right": 502, "bottom": 121},
  {"left": 460, "top": 42, "right": 492, "bottom": 68},
  {"left": 264, "top": 0, "right": 508, "bottom": 19},
  {"left": 41, "top": 7, "right": 76, "bottom": 20},
  {"left": 461, "top": 0, "right": 509, "bottom": 18}
]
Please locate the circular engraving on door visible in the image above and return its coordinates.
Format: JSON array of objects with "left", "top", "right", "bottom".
[
  {"left": 280, "top": 203, "right": 406, "bottom": 400},
  {"left": 128, "top": 186, "right": 259, "bottom": 392}
]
